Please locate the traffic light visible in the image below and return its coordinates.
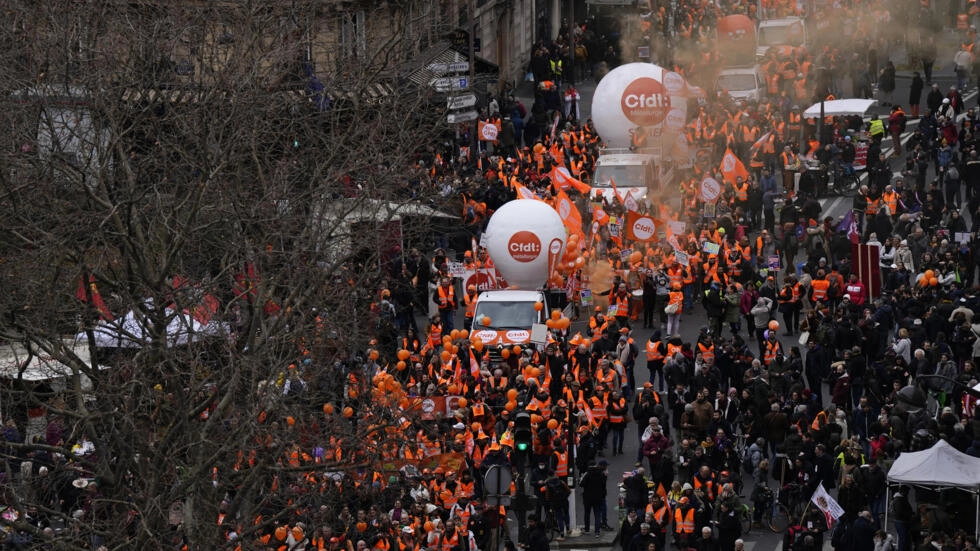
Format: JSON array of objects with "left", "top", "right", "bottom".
[{"left": 514, "top": 410, "right": 532, "bottom": 453}]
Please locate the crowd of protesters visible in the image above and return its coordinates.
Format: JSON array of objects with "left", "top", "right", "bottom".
[{"left": 7, "top": 1, "right": 980, "bottom": 551}]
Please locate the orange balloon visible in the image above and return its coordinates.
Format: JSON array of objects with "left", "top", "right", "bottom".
[
  {"left": 286, "top": 416, "right": 295, "bottom": 426},
  {"left": 929, "top": 277, "right": 939, "bottom": 286},
  {"left": 505, "top": 401, "right": 517, "bottom": 411},
  {"left": 397, "top": 360, "right": 407, "bottom": 371},
  {"left": 448, "top": 384, "right": 459, "bottom": 395},
  {"left": 441, "top": 350, "right": 452, "bottom": 362},
  {"left": 471, "top": 422, "right": 482, "bottom": 432},
  {"left": 442, "top": 335, "right": 453, "bottom": 346},
  {"left": 574, "top": 256, "right": 585, "bottom": 268},
  {"left": 472, "top": 338, "right": 484, "bottom": 352},
  {"left": 919, "top": 277, "right": 929, "bottom": 287},
  {"left": 368, "top": 350, "right": 379, "bottom": 361},
  {"left": 343, "top": 407, "right": 354, "bottom": 418},
  {"left": 451, "top": 345, "right": 459, "bottom": 354},
  {"left": 568, "top": 233, "right": 580, "bottom": 245},
  {"left": 512, "top": 346, "right": 523, "bottom": 356},
  {"left": 557, "top": 317, "right": 571, "bottom": 330},
  {"left": 459, "top": 329, "right": 469, "bottom": 339},
  {"left": 534, "top": 301, "right": 544, "bottom": 311},
  {"left": 356, "top": 522, "right": 368, "bottom": 533},
  {"left": 768, "top": 320, "right": 780, "bottom": 331},
  {"left": 323, "top": 403, "right": 334, "bottom": 415},
  {"left": 501, "top": 348, "right": 511, "bottom": 359},
  {"left": 924, "top": 269, "right": 935, "bottom": 280},
  {"left": 529, "top": 367, "right": 541, "bottom": 378},
  {"left": 275, "top": 526, "right": 289, "bottom": 541},
  {"left": 397, "top": 349, "right": 410, "bottom": 361},
  {"left": 551, "top": 309, "right": 562, "bottom": 321},
  {"left": 424, "top": 521, "right": 434, "bottom": 533},
  {"left": 546, "top": 319, "right": 556, "bottom": 329},
  {"left": 481, "top": 316, "right": 492, "bottom": 326},
  {"left": 547, "top": 419, "right": 560, "bottom": 430},
  {"left": 457, "top": 398, "right": 468, "bottom": 408},
  {"left": 531, "top": 414, "right": 543, "bottom": 425},
  {"left": 582, "top": 338, "right": 592, "bottom": 348},
  {"left": 629, "top": 251, "right": 643, "bottom": 263},
  {"left": 507, "top": 388, "right": 519, "bottom": 401},
  {"left": 450, "top": 329, "right": 460, "bottom": 340}
]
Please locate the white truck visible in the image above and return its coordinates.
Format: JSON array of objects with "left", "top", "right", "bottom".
[
  {"left": 591, "top": 151, "right": 661, "bottom": 205},
  {"left": 470, "top": 290, "right": 548, "bottom": 361},
  {"left": 756, "top": 17, "right": 808, "bottom": 60}
]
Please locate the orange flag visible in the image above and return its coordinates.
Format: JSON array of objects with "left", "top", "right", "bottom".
[
  {"left": 553, "top": 188, "right": 586, "bottom": 244},
  {"left": 719, "top": 147, "right": 750, "bottom": 186},
  {"left": 511, "top": 176, "right": 539, "bottom": 200},
  {"left": 550, "top": 167, "right": 592, "bottom": 194}
]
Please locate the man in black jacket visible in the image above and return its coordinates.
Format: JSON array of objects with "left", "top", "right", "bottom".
[
  {"left": 580, "top": 460, "right": 610, "bottom": 537},
  {"left": 523, "top": 515, "right": 550, "bottom": 551}
]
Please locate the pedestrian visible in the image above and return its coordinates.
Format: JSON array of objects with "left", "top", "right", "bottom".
[
  {"left": 579, "top": 460, "right": 609, "bottom": 537},
  {"left": 909, "top": 71, "right": 924, "bottom": 118}
]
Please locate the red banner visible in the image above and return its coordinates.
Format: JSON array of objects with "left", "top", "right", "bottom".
[{"left": 851, "top": 243, "right": 881, "bottom": 300}]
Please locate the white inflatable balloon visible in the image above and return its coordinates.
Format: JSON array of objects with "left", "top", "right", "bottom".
[
  {"left": 484, "top": 200, "right": 566, "bottom": 290},
  {"left": 591, "top": 62, "right": 690, "bottom": 151}
]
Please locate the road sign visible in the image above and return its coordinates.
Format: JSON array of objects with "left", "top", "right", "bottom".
[
  {"left": 484, "top": 465, "right": 513, "bottom": 495},
  {"left": 447, "top": 93, "right": 478, "bottom": 110},
  {"left": 432, "top": 77, "right": 469, "bottom": 93},
  {"left": 447, "top": 110, "right": 478, "bottom": 124},
  {"left": 429, "top": 62, "right": 470, "bottom": 74}
]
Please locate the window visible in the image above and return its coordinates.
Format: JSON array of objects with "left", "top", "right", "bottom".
[{"left": 339, "top": 10, "right": 366, "bottom": 60}]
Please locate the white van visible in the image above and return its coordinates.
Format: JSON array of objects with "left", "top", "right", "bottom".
[
  {"left": 470, "top": 290, "right": 547, "bottom": 360},
  {"left": 591, "top": 152, "right": 659, "bottom": 205},
  {"left": 756, "top": 17, "right": 808, "bottom": 60},
  {"left": 716, "top": 66, "right": 767, "bottom": 103}
]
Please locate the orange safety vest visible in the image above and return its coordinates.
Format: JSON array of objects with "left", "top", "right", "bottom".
[
  {"left": 646, "top": 340, "right": 664, "bottom": 361},
  {"left": 882, "top": 191, "right": 898, "bottom": 215},
  {"left": 649, "top": 504, "right": 671, "bottom": 532},
  {"left": 811, "top": 279, "right": 829, "bottom": 302},
  {"left": 764, "top": 340, "right": 783, "bottom": 365},
  {"left": 608, "top": 397, "right": 627, "bottom": 423},
  {"left": 427, "top": 324, "right": 443, "bottom": 349},
  {"left": 589, "top": 396, "right": 607, "bottom": 424},
  {"left": 612, "top": 292, "right": 630, "bottom": 317},
  {"left": 697, "top": 342, "right": 715, "bottom": 362},
  {"left": 734, "top": 182, "right": 748, "bottom": 201},
  {"left": 463, "top": 292, "right": 477, "bottom": 318},
  {"left": 674, "top": 507, "right": 696, "bottom": 533},
  {"left": 555, "top": 451, "right": 569, "bottom": 476},
  {"left": 667, "top": 291, "right": 683, "bottom": 315},
  {"left": 437, "top": 285, "right": 455, "bottom": 309},
  {"left": 666, "top": 342, "right": 683, "bottom": 359},
  {"left": 866, "top": 197, "right": 879, "bottom": 215},
  {"left": 811, "top": 410, "right": 828, "bottom": 431}
]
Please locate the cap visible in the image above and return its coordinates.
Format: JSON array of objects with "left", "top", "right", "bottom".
[
  {"left": 682, "top": 482, "right": 693, "bottom": 491},
  {"left": 453, "top": 422, "right": 466, "bottom": 430},
  {"left": 944, "top": 98, "right": 951, "bottom": 104}
]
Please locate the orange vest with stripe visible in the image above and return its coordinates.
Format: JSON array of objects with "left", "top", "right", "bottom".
[{"left": 674, "top": 507, "right": 696, "bottom": 533}]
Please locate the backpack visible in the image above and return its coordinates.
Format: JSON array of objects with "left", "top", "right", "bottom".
[
  {"left": 742, "top": 448, "right": 756, "bottom": 474},
  {"left": 947, "top": 164, "right": 960, "bottom": 180}
]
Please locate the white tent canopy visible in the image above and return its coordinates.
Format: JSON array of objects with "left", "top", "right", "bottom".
[
  {"left": 887, "top": 439, "right": 980, "bottom": 488},
  {"left": 77, "top": 302, "right": 226, "bottom": 348},
  {"left": 886, "top": 440, "right": 980, "bottom": 538},
  {"left": 0, "top": 338, "right": 95, "bottom": 382},
  {"left": 803, "top": 98, "right": 876, "bottom": 119}
]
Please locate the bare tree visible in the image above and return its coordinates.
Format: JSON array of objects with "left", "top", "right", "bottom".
[{"left": 0, "top": 1, "right": 452, "bottom": 548}]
